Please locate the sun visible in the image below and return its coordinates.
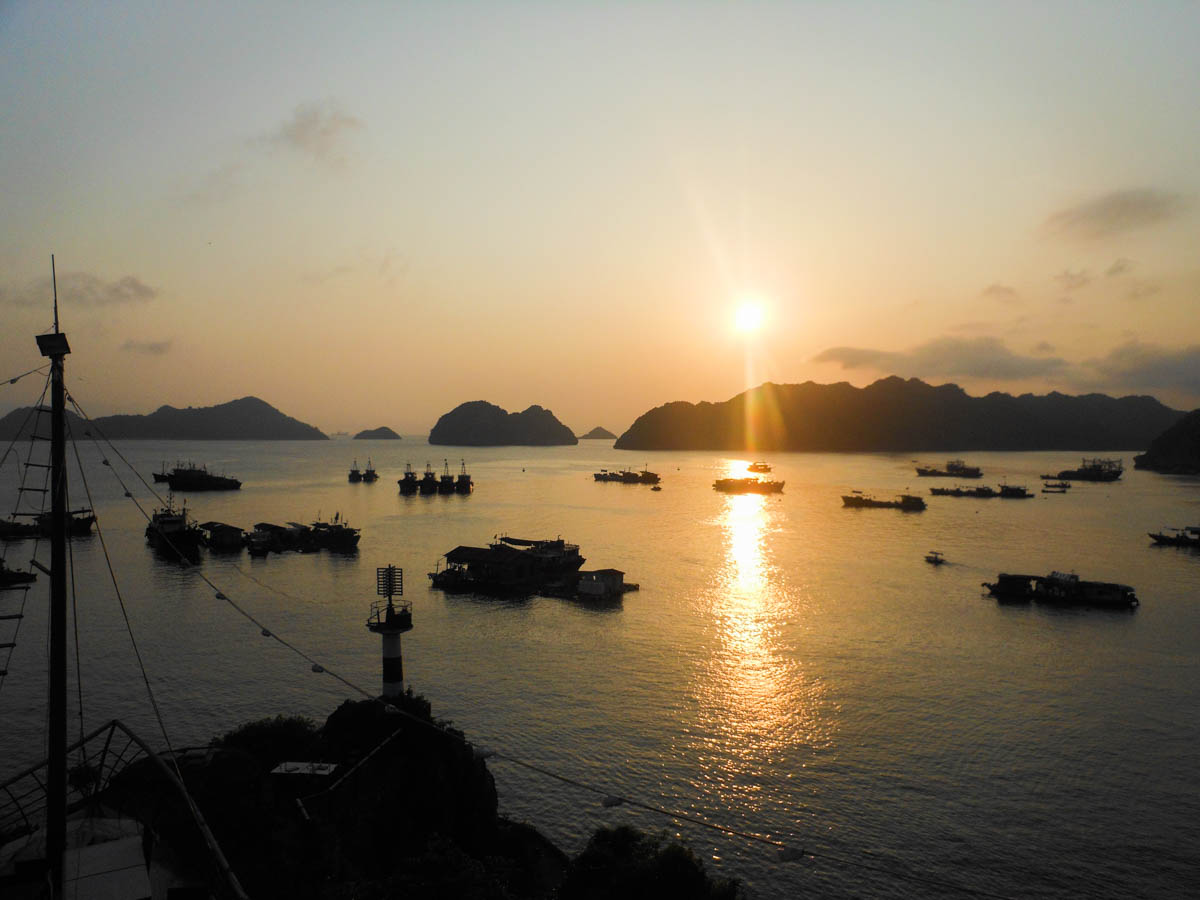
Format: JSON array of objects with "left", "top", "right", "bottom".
[{"left": 733, "top": 299, "right": 765, "bottom": 334}]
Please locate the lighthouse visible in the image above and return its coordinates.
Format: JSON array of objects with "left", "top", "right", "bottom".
[{"left": 366, "top": 565, "right": 412, "bottom": 697}]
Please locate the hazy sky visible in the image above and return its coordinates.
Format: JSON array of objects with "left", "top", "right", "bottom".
[{"left": 2, "top": 1, "right": 1198, "bottom": 434}]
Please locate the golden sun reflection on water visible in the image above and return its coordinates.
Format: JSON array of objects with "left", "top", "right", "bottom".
[{"left": 684, "top": 474, "right": 836, "bottom": 813}]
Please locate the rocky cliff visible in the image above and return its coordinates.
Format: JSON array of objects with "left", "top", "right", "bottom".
[{"left": 1134, "top": 409, "right": 1200, "bottom": 474}]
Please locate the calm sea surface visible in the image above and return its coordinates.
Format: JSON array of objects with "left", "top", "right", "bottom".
[{"left": 2, "top": 438, "right": 1198, "bottom": 897}]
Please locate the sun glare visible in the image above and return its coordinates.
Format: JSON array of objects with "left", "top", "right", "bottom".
[{"left": 734, "top": 300, "right": 765, "bottom": 334}]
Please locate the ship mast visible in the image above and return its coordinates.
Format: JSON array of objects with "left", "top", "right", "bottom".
[{"left": 36, "top": 254, "right": 71, "bottom": 898}]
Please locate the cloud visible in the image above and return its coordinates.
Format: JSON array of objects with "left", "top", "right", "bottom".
[
  {"left": 0, "top": 272, "right": 158, "bottom": 308},
  {"left": 121, "top": 339, "right": 172, "bottom": 355},
  {"left": 1126, "top": 281, "right": 1161, "bottom": 301},
  {"left": 263, "top": 100, "right": 363, "bottom": 165},
  {"left": 1106, "top": 258, "right": 1133, "bottom": 277},
  {"left": 1044, "top": 188, "right": 1188, "bottom": 239},
  {"left": 1033, "top": 341, "right": 1056, "bottom": 355},
  {"left": 813, "top": 336, "right": 1067, "bottom": 380},
  {"left": 186, "top": 162, "right": 244, "bottom": 204},
  {"left": 981, "top": 283, "right": 1019, "bottom": 304},
  {"left": 1054, "top": 269, "right": 1091, "bottom": 291},
  {"left": 1085, "top": 341, "right": 1200, "bottom": 392}
]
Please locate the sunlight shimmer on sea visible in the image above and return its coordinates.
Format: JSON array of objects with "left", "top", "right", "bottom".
[{"left": 684, "top": 478, "right": 834, "bottom": 815}]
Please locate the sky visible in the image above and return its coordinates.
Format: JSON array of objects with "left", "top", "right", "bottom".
[{"left": 2, "top": 1, "right": 1198, "bottom": 435}]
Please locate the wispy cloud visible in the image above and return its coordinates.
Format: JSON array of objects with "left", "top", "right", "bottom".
[
  {"left": 981, "top": 283, "right": 1019, "bottom": 304},
  {"left": 1045, "top": 188, "right": 1189, "bottom": 239},
  {"left": 302, "top": 265, "right": 353, "bottom": 285},
  {"left": 1054, "top": 269, "right": 1091, "bottom": 292},
  {"left": 1084, "top": 341, "right": 1200, "bottom": 393},
  {"left": 0, "top": 272, "right": 159, "bottom": 308},
  {"left": 263, "top": 100, "right": 363, "bottom": 166},
  {"left": 186, "top": 162, "right": 244, "bottom": 204},
  {"left": 813, "top": 336, "right": 1066, "bottom": 380},
  {"left": 1126, "top": 281, "right": 1161, "bottom": 301},
  {"left": 1106, "top": 257, "right": 1133, "bottom": 277},
  {"left": 121, "top": 339, "right": 172, "bottom": 356},
  {"left": 1033, "top": 341, "right": 1056, "bottom": 355}
]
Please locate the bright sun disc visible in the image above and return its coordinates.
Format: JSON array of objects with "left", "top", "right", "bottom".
[{"left": 734, "top": 301, "right": 765, "bottom": 334}]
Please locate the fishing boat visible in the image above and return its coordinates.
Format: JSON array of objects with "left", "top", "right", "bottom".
[
  {"left": 0, "top": 509, "right": 96, "bottom": 540},
  {"left": 144, "top": 496, "right": 204, "bottom": 560},
  {"left": 419, "top": 462, "right": 438, "bottom": 495},
  {"left": 398, "top": 463, "right": 419, "bottom": 495},
  {"left": 154, "top": 462, "right": 241, "bottom": 491},
  {"left": 747, "top": 461, "right": 771, "bottom": 473},
  {"left": 925, "top": 550, "right": 946, "bottom": 566},
  {"left": 982, "top": 571, "right": 1138, "bottom": 608},
  {"left": 915, "top": 459, "right": 983, "bottom": 478},
  {"left": 0, "top": 560, "right": 36, "bottom": 586},
  {"left": 713, "top": 477, "right": 784, "bottom": 494},
  {"left": 842, "top": 492, "right": 925, "bottom": 511},
  {"left": 998, "top": 484, "right": 1033, "bottom": 499},
  {"left": 438, "top": 459, "right": 456, "bottom": 494},
  {"left": 1147, "top": 527, "right": 1200, "bottom": 548},
  {"left": 455, "top": 459, "right": 474, "bottom": 494},
  {"left": 361, "top": 458, "right": 379, "bottom": 482},
  {"left": 930, "top": 485, "right": 997, "bottom": 498},
  {"left": 348, "top": 459, "right": 362, "bottom": 483},
  {"left": 1040, "top": 458, "right": 1123, "bottom": 482}
]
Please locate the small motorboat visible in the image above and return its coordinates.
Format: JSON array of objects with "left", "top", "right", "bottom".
[{"left": 925, "top": 550, "right": 946, "bottom": 566}]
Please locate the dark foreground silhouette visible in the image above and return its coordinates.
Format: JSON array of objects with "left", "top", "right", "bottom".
[{"left": 83, "top": 695, "right": 741, "bottom": 899}]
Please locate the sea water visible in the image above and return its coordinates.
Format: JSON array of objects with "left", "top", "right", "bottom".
[{"left": 1, "top": 439, "right": 1198, "bottom": 897}]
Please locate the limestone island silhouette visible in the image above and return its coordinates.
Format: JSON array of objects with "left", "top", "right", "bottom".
[
  {"left": 354, "top": 426, "right": 401, "bottom": 440},
  {"left": 614, "top": 377, "right": 1183, "bottom": 451},
  {"left": 579, "top": 426, "right": 616, "bottom": 439},
  {"left": 0, "top": 396, "right": 327, "bottom": 440},
  {"left": 1134, "top": 408, "right": 1200, "bottom": 474},
  {"left": 429, "top": 400, "right": 578, "bottom": 446}
]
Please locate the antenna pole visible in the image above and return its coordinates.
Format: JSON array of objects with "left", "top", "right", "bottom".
[{"left": 36, "top": 264, "right": 72, "bottom": 899}]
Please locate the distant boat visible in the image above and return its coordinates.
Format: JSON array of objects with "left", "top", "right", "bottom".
[
  {"left": 713, "top": 477, "right": 784, "bottom": 494},
  {"left": 925, "top": 550, "right": 946, "bottom": 566},
  {"left": 930, "top": 485, "right": 997, "bottom": 498},
  {"left": 144, "top": 498, "right": 204, "bottom": 561},
  {"left": 998, "top": 484, "right": 1033, "bottom": 499},
  {"left": 1041, "top": 458, "right": 1123, "bottom": 482},
  {"left": 1147, "top": 527, "right": 1200, "bottom": 549},
  {"left": 842, "top": 492, "right": 925, "bottom": 511},
  {"left": 398, "top": 463, "right": 419, "bottom": 495},
  {"left": 438, "top": 459, "right": 456, "bottom": 494},
  {"left": 0, "top": 509, "right": 96, "bottom": 540},
  {"left": 915, "top": 459, "right": 983, "bottom": 478},
  {"left": 455, "top": 459, "right": 473, "bottom": 494},
  {"left": 593, "top": 468, "right": 660, "bottom": 485},
  {"left": 153, "top": 461, "right": 241, "bottom": 491},
  {"left": 361, "top": 458, "right": 379, "bottom": 482},
  {"left": 348, "top": 459, "right": 362, "bottom": 483},
  {"left": 982, "top": 571, "right": 1138, "bottom": 608},
  {"left": 747, "top": 461, "right": 772, "bottom": 473},
  {"left": 419, "top": 462, "right": 438, "bottom": 495},
  {"left": 0, "top": 560, "right": 37, "bottom": 586}
]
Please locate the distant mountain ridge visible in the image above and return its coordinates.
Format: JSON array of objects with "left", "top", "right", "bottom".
[
  {"left": 429, "top": 401, "right": 578, "bottom": 446},
  {"left": 0, "top": 396, "right": 327, "bottom": 440},
  {"left": 579, "top": 426, "right": 616, "bottom": 440},
  {"left": 614, "top": 377, "right": 1184, "bottom": 451}
]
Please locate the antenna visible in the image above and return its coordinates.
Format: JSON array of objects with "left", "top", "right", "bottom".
[{"left": 51, "top": 253, "right": 59, "bottom": 333}]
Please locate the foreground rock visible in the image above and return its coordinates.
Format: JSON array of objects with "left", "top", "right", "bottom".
[
  {"left": 1134, "top": 409, "right": 1200, "bottom": 474},
  {"left": 430, "top": 401, "right": 578, "bottom": 446},
  {"left": 0, "top": 396, "right": 327, "bottom": 440},
  {"left": 354, "top": 426, "right": 401, "bottom": 440},
  {"left": 615, "top": 377, "right": 1182, "bottom": 451},
  {"left": 579, "top": 426, "right": 616, "bottom": 440},
  {"left": 100, "top": 696, "right": 742, "bottom": 899}
]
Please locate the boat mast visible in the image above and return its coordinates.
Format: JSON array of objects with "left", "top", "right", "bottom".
[{"left": 36, "top": 254, "right": 71, "bottom": 898}]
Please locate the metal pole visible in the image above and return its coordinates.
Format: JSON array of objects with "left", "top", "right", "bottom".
[{"left": 43, "top": 254, "right": 69, "bottom": 898}]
